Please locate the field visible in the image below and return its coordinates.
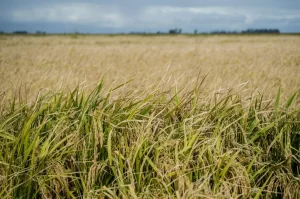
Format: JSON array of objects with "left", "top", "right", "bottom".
[{"left": 0, "top": 35, "right": 299, "bottom": 198}]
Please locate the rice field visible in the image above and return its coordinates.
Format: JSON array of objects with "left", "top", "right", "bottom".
[{"left": 0, "top": 34, "right": 299, "bottom": 198}]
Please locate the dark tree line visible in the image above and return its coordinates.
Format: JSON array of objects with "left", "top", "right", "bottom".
[
  {"left": 130, "top": 28, "right": 280, "bottom": 35},
  {"left": 206, "top": 29, "right": 280, "bottom": 34},
  {"left": 3, "top": 28, "right": 281, "bottom": 35},
  {"left": 241, "top": 29, "right": 280, "bottom": 34},
  {"left": 210, "top": 30, "right": 239, "bottom": 34},
  {"left": 168, "top": 28, "right": 182, "bottom": 34},
  {"left": 13, "top": 31, "right": 28, "bottom": 34}
]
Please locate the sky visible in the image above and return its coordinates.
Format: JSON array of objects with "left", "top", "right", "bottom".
[{"left": 0, "top": 0, "right": 300, "bottom": 33}]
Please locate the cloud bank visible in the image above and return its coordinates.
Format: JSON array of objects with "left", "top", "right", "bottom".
[{"left": 1, "top": 1, "right": 300, "bottom": 33}]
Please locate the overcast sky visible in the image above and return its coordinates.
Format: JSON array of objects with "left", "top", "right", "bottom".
[{"left": 1, "top": 0, "right": 300, "bottom": 33}]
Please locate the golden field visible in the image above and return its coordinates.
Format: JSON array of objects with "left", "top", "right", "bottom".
[
  {"left": 0, "top": 35, "right": 300, "bottom": 198},
  {"left": 1, "top": 35, "right": 300, "bottom": 98}
]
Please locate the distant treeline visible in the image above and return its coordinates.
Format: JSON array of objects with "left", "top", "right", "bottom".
[
  {"left": 0, "top": 31, "right": 46, "bottom": 35},
  {"left": 0, "top": 28, "right": 281, "bottom": 35},
  {"left": 128, "top": 28, "right": 281, "bottom": 35},
  {"left": 209, "top": 29, "right": 280, "bottom": 34},
  {"left": 241, "top": 29, "right": 280, "bottom": 34},
  {"left": 131, "top": 28, "right": 281, "bottom": 35}
]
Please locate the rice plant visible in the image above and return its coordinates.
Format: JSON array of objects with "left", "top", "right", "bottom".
[{"left": 0, "top": 81, "right": 299, "bottom": 198}]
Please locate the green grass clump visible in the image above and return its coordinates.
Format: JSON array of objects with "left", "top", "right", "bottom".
[{"left": 0, "top": 82, "right": 299, "bottom": 198}]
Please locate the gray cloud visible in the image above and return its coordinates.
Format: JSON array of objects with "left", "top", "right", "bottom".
[
  {"left": 0, "top": 0, "right": 300, "bottom": 33},
  {"left": 9, "top": 3, "right": 129, "bottom": 28}
]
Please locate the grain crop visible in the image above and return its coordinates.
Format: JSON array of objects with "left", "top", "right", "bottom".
[{"left": 0, "top": 35, "right": 299, "bottom": 198}]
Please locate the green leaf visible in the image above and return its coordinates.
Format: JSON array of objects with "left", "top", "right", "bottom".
[
  {"left": 219, "top": 151, "right": 239, "bottom": 180},
  {"left": 284, "top": 92, "right": 297, "bottom": 108},
  {"left": 254, "top": 172, "right": 273, "bottom": 199}
]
